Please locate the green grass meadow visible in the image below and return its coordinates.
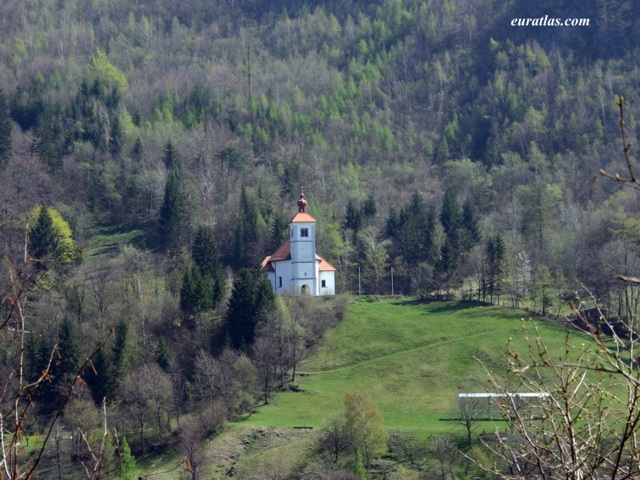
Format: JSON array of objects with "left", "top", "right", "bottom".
[{"left": 243, "top": 298, "right": 582, "bottom": 435}]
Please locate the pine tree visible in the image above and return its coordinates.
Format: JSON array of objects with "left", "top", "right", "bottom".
[
  {"left": 402, "top": 192, "right": 436, "bottom": 265},
  {"left": 344, "top": 198, "right": 362, "bottom": 232},
  {"left": 0, "top": 88, "right": 12, "bottom": 169},
  {"left": 433, "top": 238, "right": 458, "bottom": 295},
  {"left": 111, "top": 320, "right": 130, "bottom": 393},
  {"left": 486, "top": 234, "right": 506, "bottom": 304},
  {"left": 269, "top": 212, "right": 289, "bottom": 252},
  {"left": 159, "top": 141, "right": 187, "bottom": 251},
  {"left": 192, "top": 226, "right": 226, "bottom": 311},
  {"left": 440, "top": 187, "right": 460, "bottom": 250},
  {"left": 225, "top": 267, "right": 275, "bottom": 350},
  {"left": 361, "top": 193, "right": 377, "bottom": 222},
  {"left": 192, "top": 226, "right": 219, "bottom": 278},
  {"left": 155, "top": 338, "right": 172, "bottom": 372},
  {"left": 35, "top": 318, "right": 82, "bottom": 414},
  {"left": 180, "top": 265, "right": 214, "bottom": 328},
  {"left": 119, "top": 435, "right": 136, "bottom": 476},
  {"left": 28, "top": 206, "right": 61, "bottom": 264},
  {"left": 85, "top": 347, "right": 112, "bottom": 404},
  {"left": 234, "top": 188, "right": 264, "bottom": 268},
  {"left": 459, "top": 198, "right": 481, "bottom": 251},
  {"left": 57, "top": 318, "right": 81, "bottom": 378}
]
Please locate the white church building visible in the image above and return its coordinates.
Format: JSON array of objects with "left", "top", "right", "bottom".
[{"left": 261, "top": 194, "right": 336, "bottom": 296}]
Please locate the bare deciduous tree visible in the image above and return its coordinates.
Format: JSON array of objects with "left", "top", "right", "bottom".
[{"left": 475, "top": 310, "right": 640, "bottom": 479}]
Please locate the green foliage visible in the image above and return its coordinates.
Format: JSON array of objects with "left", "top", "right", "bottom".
[
  {"left": 459, "top": 198, "right": 480, "bottom": 251},
  {"left": 89, "top": 48, "right": 128, "bottom": 95},
  {"left": 354, "top": 449, "right": 366, "bottom": 478},
  {"left": 440, "top": 187, "right": 460, "bottom": 248},
  {"left": 433, "top": 238, "right": 458, "bottom": 293},
  {"left": 225, "top": 267, "right": 276, "bottom": 351},
  {"left": 111, "top": 320, "right": 130, "bottom": 394},
  {"left": 485, "top": 234, "right": 506, "bottom": 303},
  {"left": 28, "top": 206, "right": 76, "bottom": 264},
  {"left": 85, "top": 347, "right": 111, "bottom": 404},
  {"left": 119, "top": 435, "right": 136, "bottom": 476},
  {"left": 344, "top": 390, "right": 389, "bottom": 468},
  {"left": 234, "top": 188, "right": 268, "bottom": 268},
  {"left": 179, "top": 265, "right": 213, "bottom": 327},
  {"left": 4, "top": 0, "right": 640, "bottom": 475},
  {"left": 159, "top": 141, "right": 188, "bottom": 251},
  {"left": 28, "top": 206, "right": 60, "bottom": 263},
  {"left": 192, "top": 225, "right": 225, "bottom": 308}
]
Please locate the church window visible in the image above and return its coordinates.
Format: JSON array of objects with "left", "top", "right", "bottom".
[{"left": 301, "top": 228, "right": 309, "bottom": 237}]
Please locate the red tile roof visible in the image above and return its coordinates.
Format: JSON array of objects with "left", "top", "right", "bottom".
[
  {"left": 317, "top": 255, "right": 337, "bottom": 272},
  {"left": 291, "top": 212, "right": 316, "bottom": 223},
  {"left": 261, "top": 238, "right": 337, "bottom": 272},
  {"left": 269, "top": 238, "right": 292, "bottom": 262}
]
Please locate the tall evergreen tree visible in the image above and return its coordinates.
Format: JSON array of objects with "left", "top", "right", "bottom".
[
  {"left": 192, "top": 226, "right": 219, "bottom": 277},
  {"left": 158, "top": 141, "right": 187, "bottom": 251},
  {"left": 433, "top": 238, "right": 458, "bottom": 295},
  {"left": 179, "top": 265, "right": 214, "bottom": 328},
  {"left": 402, "top": 192, "right": 436, "bottom": 265},
  {"left": 155, "top": 338, "right": 172, "bottom": 372},
  {"left": 85, "top": 347, "right": 111, "bottom": 404},
  {"left": 344, "top": 198, "right": 363, "bottom": 232},
  {"left": 459, "top": 198, "right": 481, "bottom": 251},
  {"left": 234, "top": 188, "right": 265, "bottom": 268},
  {"left": 0, "top": 88, "right": 11, "bottom": 169},
  {"left": 35, "top": 318, "right": 82, "bottom": 414},
  {"left": 225, "top": 267, "right": 275, "bottom": 351},
  {"left": 269, "top": 211, "right": 290, "bottom": 252},
  {"left": 110, "top": 320, "right": 130, "bottom": 393},
  {"left": 192, "top": 225, "right": 225, "bottom": 308},
  {"left": 440, "top": 187, "right": 461, "bottom": 250},
  {"left": 28, "top": 206, "right": 61, "bottom": 264},
  {"left": 486, "top": 234, "right": 506, "bottom": 304}
]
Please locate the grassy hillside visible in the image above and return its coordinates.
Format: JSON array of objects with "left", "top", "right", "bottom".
[
  {"left": 243, "top": 298, "right": 576, "bottom": 434},
  {"left": 133, "top": 297, "right": 593, "bottom": 478}
]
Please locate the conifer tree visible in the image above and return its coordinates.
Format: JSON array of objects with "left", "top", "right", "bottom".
[
  {"left": 28, "top": 206, "right": 61, "bottom": 264},
  {"left": 234, "top": 188, "right": 265, "bottom": 268},
  {"left": 402, "top": 192, "right": 436, "bottom": 265},
  {"left": 225, "top": 267, "right": 275, "bottom": 350},
  {"left": 486, "top": 234, "right": 506, "bottom": 304},
  {"left": 86, "top": 347, "right": 111, "bottom": 404},
  {"left": 433, "top": 238, "right": 458, "bottom": 295},
  {"left": 35, "top": 318, "right": 82, "bottom": 414},
  {"left": 159, "top": 141, "right": 187, "bottom": 251},
  {"left": 110, "top": 320, "right": 130, "bottom": 393},
  {"left": 459, "top": 198, "right": 481, "bottom": 251},
  {"left": 269, "top": 212, "right": 289, "bottom": 252},
  {"left": 180, "top": 265, "right": 214, "bottom": 328},
  {"left": 119, "top": 435, "right": 136, "bottom": 477},
  {"left": 192, "top": 225, "right": 225, "bottom": 308},
  {"left": 440, "top": 187, "right": 461, "bottom": 250},
  {"left": 0, "top": 88, "right": 11, "bottom": 169},
  {"left": 155, "top": 338, "right": 171, "bottom": 372},
  {"left": 344, "top": 198, "right": 363, "bottom": 232}
]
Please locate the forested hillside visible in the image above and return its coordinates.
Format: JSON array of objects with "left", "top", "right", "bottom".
[{"left": 1, "top": 0, "right": 640, "bottom": 477}]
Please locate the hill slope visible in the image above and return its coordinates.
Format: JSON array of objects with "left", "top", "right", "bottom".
[
  {"left": 244, "top": 298, "right": 575, "bottom": 433},
  {"left": 135, "top": 298, "right": 591, "bottom": 478}
]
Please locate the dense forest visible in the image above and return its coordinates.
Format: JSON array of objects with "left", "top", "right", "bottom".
[{"left": 2, "top": 0, "right": 640, "bottom": 477}]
